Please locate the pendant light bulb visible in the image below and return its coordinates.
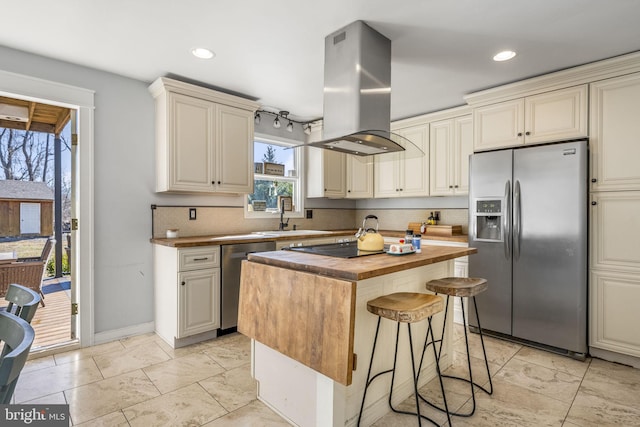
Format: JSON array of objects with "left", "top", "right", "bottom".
[
  {"left": 254, "top": 112, "right": 261, "bottom": 124},
  {"left": 273, "top": 116, "right": 281, "bottom": 129},
  {"left": 304, "top": 124, "right": 312, "bottom": 135},
  {"left": 286, "top": 121, "right": 293, "bottom": 132}
]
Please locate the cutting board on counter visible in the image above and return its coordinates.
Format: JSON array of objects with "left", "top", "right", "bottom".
[{"left": 408, "top": 223, "right": 463, "bottom": 236}]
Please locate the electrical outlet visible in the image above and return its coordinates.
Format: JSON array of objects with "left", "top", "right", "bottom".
[
  {"left": 189, "top": 208, "right": 197, "bottom": 220},
  {"left": 306, "top": 209, "right": 313, "bottom": 219}
]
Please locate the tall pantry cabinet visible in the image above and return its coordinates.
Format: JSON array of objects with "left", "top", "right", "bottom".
[{"left": 589, "top": 72, "right": 640, "bottom": 361}]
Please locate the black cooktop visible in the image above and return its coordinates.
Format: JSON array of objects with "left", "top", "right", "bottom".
[{"left": 285, "top": 241, "right": 386, "bottom": 258}]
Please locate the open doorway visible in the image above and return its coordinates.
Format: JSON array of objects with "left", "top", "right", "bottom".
[{"left": 0, "top": 96, "right": 76, "bottom": 350}]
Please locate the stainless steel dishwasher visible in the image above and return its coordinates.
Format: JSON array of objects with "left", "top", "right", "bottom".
[{"left": 220, "top": 241, "right": 276, "bottom": 333}]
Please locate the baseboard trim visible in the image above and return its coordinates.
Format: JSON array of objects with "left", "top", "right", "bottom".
[
  {"left": 93, "top": 321, "right": 155, "bottom": 345},
  {"left": 590, "top": 346, "right": 640, "bottom": 369}
]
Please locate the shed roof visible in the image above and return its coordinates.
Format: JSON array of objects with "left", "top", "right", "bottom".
[{"left": 0, "top": 180, "right": 54, "bottom": 201}]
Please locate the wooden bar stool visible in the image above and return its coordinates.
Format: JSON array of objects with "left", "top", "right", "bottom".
[
  {"left": 419, "top": 277, "right": 493, "bottom": 417},
  {"left": 358, "top": 292, "right": 451, "bottom": 426}
]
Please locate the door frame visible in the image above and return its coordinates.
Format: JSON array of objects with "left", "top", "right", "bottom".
[{"left": 0, "top": 69, "right": 95, "bottom": 347}]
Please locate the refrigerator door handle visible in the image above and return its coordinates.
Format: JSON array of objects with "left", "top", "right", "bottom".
[
  {"left": 504, "top": 180, "right": 511, "bottom": 259},
  {"left": 514, "top": 180, "right": 521, "bottom": 260}
]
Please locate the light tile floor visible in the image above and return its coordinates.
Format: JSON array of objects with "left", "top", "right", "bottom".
[{"left": 15, "top": 325, "right": 640, "bottom": 426}]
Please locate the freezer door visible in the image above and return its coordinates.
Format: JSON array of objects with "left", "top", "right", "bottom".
[
  {"left": 512, "top": 141, "right": 588, "bottom": 353},
  {"left": 468, "top": 149, "right": 513, "bottom": 335}
]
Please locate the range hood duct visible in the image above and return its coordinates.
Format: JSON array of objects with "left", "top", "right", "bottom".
[{"left": 306, "top": 20, "right": 419, "bottom": 156}]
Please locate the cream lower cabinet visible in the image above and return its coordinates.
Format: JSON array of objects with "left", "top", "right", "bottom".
[
  {"left": 473, "top": 85, "right": 588, "bottom": 151},
  {"left": 375, "top": 124, "right": 429, "bottom": 198},
  {"left": 590, "top": 72, "right": 640, "bottom": 192},
  {"left": 590, "top": 191, "right": 640, "bottom": 358},
  {"left": 154, "top": 245, "right": 221, "bottom": 348},
  {"left": 178, "top": 267, "right": 220, "bottom": 338},
  {"left": 346, "top": 155, "right": 374, "bottom": 198},
  {"left": 149, "top": 77, "right": 258, "bottom": 194},
  {"left": 430, "top": 115, "right": 472, "bottom": 196}
]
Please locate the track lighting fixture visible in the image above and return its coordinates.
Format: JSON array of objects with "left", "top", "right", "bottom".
[{"left": 254, "top": 109, "right": 319, "bottom": 135}]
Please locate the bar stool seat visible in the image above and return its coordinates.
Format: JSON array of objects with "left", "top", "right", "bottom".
[
  {"left": 358, "top": 292, "right": 451, "bottom": 426},
  {"left": 420, "top": 276, "right": 493, "bottom": 418},
  {"left": 367, "top": 292, "right": 444, "bottom": 323},
  {"left": 425, "top": 277, "right": 488, "bottom": 297}
]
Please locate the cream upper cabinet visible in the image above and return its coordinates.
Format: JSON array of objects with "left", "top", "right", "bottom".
[
  {"left": 306, "top": 123, "right": 346, "bottom": 198},
  {"left": 430, "top": 115, "right": 472, "bottom": 196},
  {"left": 306, "top": 147, "right": 346, "bottom": 198},
  {"left": 375, "top": 124, "right": 429, "bottom": 198},
  {"left": 473, "top": 85, "right": 588, "bottom": 151},
  {"left": 346, "top": 155, "right": 374, "bottom": 198},
  {"left": 215, "top": 104, "right": 255, "bottom": 193},
  {"left": 589, "top": 191, "right": 640, "bottom": 357},
  {"left": 149, "top": 77, "right": 259, "bottom": 194},
  {"left": 590, "top": 73, "right": 640, "bottom": 191}
]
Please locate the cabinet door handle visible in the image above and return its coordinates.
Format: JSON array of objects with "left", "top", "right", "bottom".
[
  {"left": 525, "top": 131, "right": 530, "bottom": 136},
  {"left": 181, "top": 281, "right": 186, "bottom": 286},
  {"left": 217, "top": 181, "right": 221, "bottom": 184},
  {"left": 454, "top": 185, "right": 459, "bottom": 188},
  {"left": 591, "top": 201, "right": 597, "bottom": 206},
  {"left": 591, "top": 178, "right": 597, "bottom": 183},
  {"left": 449, "top": 185, "right": 453, "bottom": 189},
  {"left": 517, "top": 132, "right": 523, "bottom": 137},
  {"left": 193, "top": 257, "right": 209, "bottom": 261},
  {"left": 348, "top": 189, "right": 351, "bottom": 193}
]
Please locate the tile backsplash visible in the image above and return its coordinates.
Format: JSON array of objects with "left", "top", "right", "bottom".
[
  {"left": 354, "top": 208, "right": 469, "bottom": 234},
  {"left": 152, "top": 206, "right": 357, "bottom": 238},
  {"left": 152, "top": 206, "right": 468, "bottom": 238}
]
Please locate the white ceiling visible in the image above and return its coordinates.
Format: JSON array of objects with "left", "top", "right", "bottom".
[{"left": 2, "top": 0, "right": 640, "bottom": 122}]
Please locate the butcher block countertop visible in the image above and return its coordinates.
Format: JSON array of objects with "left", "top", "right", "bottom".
[
  {"left": 150, "top": 229, "right": 467, "bottom": 247},
  {"left": 246, "top": 245, "right": 476, "bottom": 282}
]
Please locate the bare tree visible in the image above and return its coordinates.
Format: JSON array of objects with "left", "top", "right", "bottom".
[{"left": 0, "top": 128, "right": 20, "bottom": 179}]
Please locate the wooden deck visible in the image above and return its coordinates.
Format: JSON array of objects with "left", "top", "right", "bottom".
[{"left": 31, "top": 289, "right": 72, "bottom": 349}]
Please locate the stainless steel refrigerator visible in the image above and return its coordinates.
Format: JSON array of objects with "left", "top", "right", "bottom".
[{"left": 468, "top": 140, "right": 588, "bottom": 357}]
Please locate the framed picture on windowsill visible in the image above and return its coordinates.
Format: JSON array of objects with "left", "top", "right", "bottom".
[{"left": 277, "top": 196, "right": 293, "bottom": 211}]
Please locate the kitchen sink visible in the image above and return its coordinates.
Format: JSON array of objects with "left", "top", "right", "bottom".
[
  {"left": 213, "top": 234, "right": 270, "bottom": 240},
  {"left": 252, "top": 230, "right": 330, "bottom": 237}
]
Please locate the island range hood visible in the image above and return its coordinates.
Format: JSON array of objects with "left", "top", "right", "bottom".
[{"left": 305, "top": 20, "right": 419, "bottom": 156}]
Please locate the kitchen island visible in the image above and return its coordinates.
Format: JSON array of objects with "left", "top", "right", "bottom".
[{"left": 238, "top": 245, "right": 476, "bottom": 427}]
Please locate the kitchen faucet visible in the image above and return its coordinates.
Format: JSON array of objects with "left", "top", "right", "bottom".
[{"left": 278, "top": 198, "right": 289, "bottom": 231}]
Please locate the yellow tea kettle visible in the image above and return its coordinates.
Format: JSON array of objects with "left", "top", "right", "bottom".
[{"left": 356, "top": 215, "right": 385, "bottom": 251}]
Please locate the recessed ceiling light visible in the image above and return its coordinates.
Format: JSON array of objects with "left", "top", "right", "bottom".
[
  {"left": 191, "top": 48, "right": 215, "bottom": 59},
  {"left": 493, "top": 50, "right": 517, "bottom": 62}
]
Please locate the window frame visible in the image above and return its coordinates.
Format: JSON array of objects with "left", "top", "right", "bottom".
[{"left": 244, "top": 134, "right": 304, "bottom": 219}]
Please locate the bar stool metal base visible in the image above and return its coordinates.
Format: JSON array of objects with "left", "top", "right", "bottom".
[
  {"left": 418, "top": 294, "right": 494, "bottom": 418},
  {"left": 358, "top": 313, "right": 451, "bottom": 426}
]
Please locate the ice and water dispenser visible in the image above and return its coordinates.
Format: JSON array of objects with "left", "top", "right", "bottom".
[{"left": 473, "top": 199, "right": 503, "bottom": 242}]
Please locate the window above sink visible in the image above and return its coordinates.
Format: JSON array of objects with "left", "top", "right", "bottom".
[{"left": 245, "top": 136, "right": 304, "bottom": 219}]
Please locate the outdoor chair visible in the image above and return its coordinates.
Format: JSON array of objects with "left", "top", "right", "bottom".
[
  {"left": 4, "top": 284, "right": 41, "bottom": 323},
  {"left": 0, "top": 310, "right": 35, "bottom": 404},
  {"left": 0, "top": 238, "right": 54, "bottom": 307}
]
